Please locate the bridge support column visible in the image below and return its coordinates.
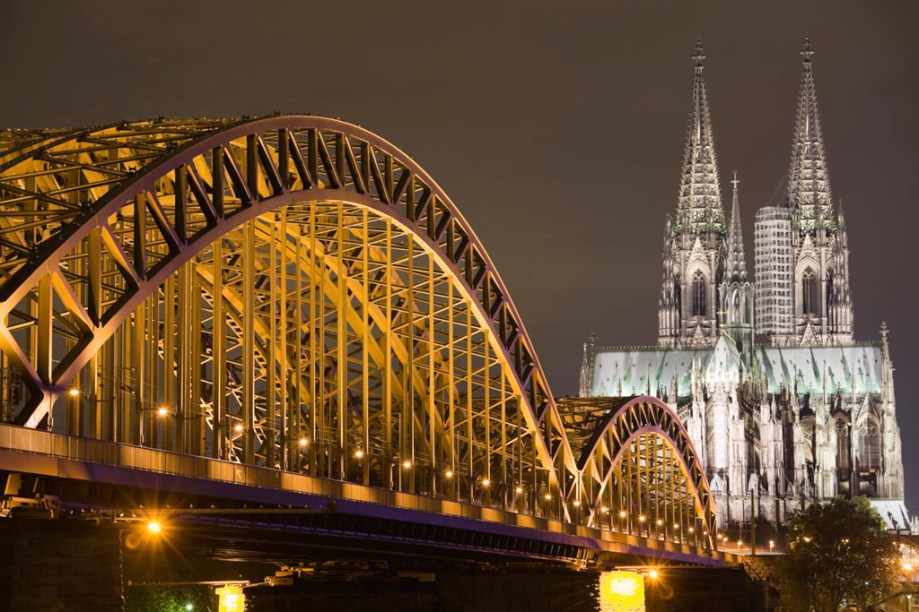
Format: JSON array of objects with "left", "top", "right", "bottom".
[{"left": 0, "top": 519, "right": 123, "bottom": 610}]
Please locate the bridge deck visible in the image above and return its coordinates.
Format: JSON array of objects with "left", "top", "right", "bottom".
[{"left": 0, "top": 423, "right": 733, "bottom": 567}]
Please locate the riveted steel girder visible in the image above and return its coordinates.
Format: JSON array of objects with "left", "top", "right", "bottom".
[{"left": 0, "top": 117, "right": 716, "bottom": 543}]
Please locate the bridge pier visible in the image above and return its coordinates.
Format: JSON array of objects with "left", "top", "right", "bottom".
[{"left": 0, "top": 519, "right": 123, "bottom": 611}]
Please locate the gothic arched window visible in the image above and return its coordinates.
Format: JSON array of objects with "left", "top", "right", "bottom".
[
  {"left": 802, "top": 268, "right": 820, "bottom": 317},
  {"left": 835, "top": 418, "right": 850, "bottom": 472},
  {"left": 859, "top": 419, "right": 881, "bottom": 472},
  {"left": 691, "top": 271, "right": 706, "bottom": 317}
]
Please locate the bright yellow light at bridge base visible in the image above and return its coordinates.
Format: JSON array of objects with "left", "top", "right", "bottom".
[
  {"left": 216, "top": 585, "right": 245, "bottom": 612},
  {"left": 599, "top": 571, "right": 645, "bottom": 612},
  {"left": 146, "top": 521, "right": 162, "bottom": 534}
]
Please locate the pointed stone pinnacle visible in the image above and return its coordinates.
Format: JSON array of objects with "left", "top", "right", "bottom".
[
  {"left": 694, "top": 40, "right": 706, "bottom": 72},
  {"left": 725, "top": 172, "right": 747, "bottom": 283},
  {"left": 801, "top": 35, "right": 814, "bottom": 61}
]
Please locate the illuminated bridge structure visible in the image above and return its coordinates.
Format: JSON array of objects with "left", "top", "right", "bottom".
[{"left": 0, "top": 117, "right": 725, "bottom": 568}]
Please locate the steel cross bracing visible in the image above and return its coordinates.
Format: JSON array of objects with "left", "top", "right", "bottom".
[{"left": 0, "top": 116, "right": 716, "bottom": 548}]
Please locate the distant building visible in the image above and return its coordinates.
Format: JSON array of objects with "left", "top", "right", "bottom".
[{"left": 580, "top": 39, "right": 908, "bottom": 529}]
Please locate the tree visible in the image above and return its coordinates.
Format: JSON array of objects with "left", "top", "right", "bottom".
[{"left": 773, "top": 496, "right": 899, "bottom": 611}]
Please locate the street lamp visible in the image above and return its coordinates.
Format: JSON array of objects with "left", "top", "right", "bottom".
[{"left": 137, "top": 404, "right": 173, "bottom": 446}]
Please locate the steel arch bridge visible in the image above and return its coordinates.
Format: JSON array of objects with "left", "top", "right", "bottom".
[{"left": 0, "top": 116, "right": 717, "bottom": 562}]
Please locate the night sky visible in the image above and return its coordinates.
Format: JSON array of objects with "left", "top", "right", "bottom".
[{"left": 1, "top": 2, "right": 917, "bottom": 511}]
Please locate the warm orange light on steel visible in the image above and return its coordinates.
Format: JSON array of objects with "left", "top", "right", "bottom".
[{"left": 0, "top": 117, "right": 717, "bottom": 546}]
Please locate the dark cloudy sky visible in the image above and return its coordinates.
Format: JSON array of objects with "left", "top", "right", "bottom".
[{"left": 1, "top": 1, "right": 917, "bottom": 510}]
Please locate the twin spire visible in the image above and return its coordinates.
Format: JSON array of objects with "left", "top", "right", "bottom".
[
  {"left": 676, "top": 36, "right": 834, "bottom": 252},
  {"left": 675, "top": 41, "right": 724, "bottom": 237},
  {"left": 787, "top": 35, "right": 834, "bottom": 233}
]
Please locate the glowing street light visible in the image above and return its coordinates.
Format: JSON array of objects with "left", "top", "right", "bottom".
[
  {"left": 353, "top": 449, "right": 364, "bottom": 459},
  {"left": 157, "top": 406, "right": 170, "bottom": 417},
  {"left": 147, "top": 520, "right": 162, "bottom": 534},
  {"left": 481, "top": 478, "right": 490, "bottom": 487},
  {"left": 647, "top": 569, "right": 659, "bottom": 580},
  {"left": 515, "top": 485, "right": 524, "bottom": 494},
  {"left": 68, "top": 388, "right": 81, "bottom": 398},
  {"left": 234, "top": 423, "right": 244, "bottom": 433},
  {"left": 619, "top": 510, "right": 627, "bottom": 518},
  {"left": 402, "top": 460, "right": 412, "bottom": 470},
  {"left": 444, "top": 469, "right": 454, "bottom": 479},
  {"left": 298, "top": 437, "right": 309, "bottom": 447}
]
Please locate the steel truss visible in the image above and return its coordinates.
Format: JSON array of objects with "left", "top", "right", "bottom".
[{"left": 0, "top": 116, "right": 715, "bottom": 545}]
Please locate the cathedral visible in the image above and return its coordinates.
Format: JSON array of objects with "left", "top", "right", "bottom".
[{"left": 578, "top": 39, "right": 909, "bottom": 530}]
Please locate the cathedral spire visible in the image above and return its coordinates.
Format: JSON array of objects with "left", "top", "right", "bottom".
[
  {"left": 676, "top": 40, "right": 725, "bottom": 237},
  {"left": 725, "top": 171, "right": 747, "bottom": 282},
  {"left": 787, "top": 35, "right": 834, "bottom": 233}
]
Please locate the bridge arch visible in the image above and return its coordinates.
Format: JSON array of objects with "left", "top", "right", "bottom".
[
  {"left": 564, "top": 396, "right": 716, "bottom": 549},
  {"left": 0, "top": 117, "right": 716, "bottom": 543}
]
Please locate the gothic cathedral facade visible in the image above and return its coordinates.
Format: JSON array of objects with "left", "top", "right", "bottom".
[{"left": 579, "top": 40, "right": 908, "bottom": 529}]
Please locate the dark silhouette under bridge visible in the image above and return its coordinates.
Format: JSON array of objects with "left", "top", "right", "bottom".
[{"left": 0, "top": 117, "right": 726, "bottom": 567}]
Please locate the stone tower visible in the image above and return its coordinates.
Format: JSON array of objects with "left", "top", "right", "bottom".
[
  {"left": 764, "top": 36, "right": 854, "bottom": 346},
  {"left": 658, "top": 41, "right": 727, "bottom": 348}
]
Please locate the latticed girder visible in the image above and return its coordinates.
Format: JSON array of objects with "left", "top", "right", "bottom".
[
  {"left": 559, "top": 396, "right": 717, "bottom": 549},
  {"left": 0, "top": 117, "right": 716, "bottom": 540}
]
